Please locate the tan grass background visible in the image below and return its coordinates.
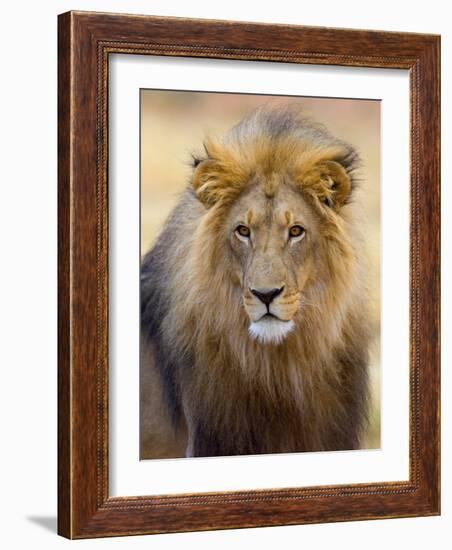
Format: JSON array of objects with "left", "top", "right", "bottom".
[{"left": 141, "top": 90, "right": 380, "bottom": 449}]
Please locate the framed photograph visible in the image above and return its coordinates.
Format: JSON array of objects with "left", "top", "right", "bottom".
[{"left": 58, "top": 11, "right": 440, "bottom": 538}]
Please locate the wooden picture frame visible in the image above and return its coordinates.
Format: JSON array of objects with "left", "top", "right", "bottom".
[{"left": 58, "top": 11, "right": 440, "bottom": 539}]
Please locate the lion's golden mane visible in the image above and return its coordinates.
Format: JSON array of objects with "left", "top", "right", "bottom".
[{"left": 141, "top": 106, "right": 370, "bottom": 458}]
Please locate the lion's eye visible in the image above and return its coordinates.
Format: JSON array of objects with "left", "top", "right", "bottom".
[
  {"left": 289, "top": 225, "right": 305, "bottom": 239},
  {"left": 235, "top": 225, "right": 251, "bottom": 238}
]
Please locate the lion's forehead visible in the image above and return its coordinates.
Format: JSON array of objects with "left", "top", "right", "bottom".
[{"left": 228, "top": 183, "right": 317, "bottom": 231}]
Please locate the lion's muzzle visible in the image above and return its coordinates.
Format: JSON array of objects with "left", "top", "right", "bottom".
[{"left": 243, "top": 285, "right": 300, "bottom": 344}]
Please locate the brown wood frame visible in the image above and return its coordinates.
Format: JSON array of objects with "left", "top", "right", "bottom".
[{"left": 58, "top": 10, "right": 440, "bottom": 539}]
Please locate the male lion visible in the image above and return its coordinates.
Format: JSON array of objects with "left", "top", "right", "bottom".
[{"left": 140, "top": 106, "right": 370, "bottom": 458}]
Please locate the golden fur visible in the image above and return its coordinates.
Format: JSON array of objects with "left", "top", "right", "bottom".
[{"left": 141, "top": 106, "right": 370, "bottom": 457}]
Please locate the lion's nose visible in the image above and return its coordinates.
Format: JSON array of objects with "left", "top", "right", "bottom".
[{"left": 250, "top": 286, "right": 284, "bottom": 306}]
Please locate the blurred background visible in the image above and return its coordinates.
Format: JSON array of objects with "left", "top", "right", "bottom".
[{"left": 141, "top": 90, "right": 380, "bottom": 449}]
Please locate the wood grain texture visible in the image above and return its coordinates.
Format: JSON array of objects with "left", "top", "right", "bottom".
[
  {"left": 57, "top": 10, "right": 72, "bottom": 538},
  {"left": 57, "top": 10, "right": 440, "bottom": 539}
]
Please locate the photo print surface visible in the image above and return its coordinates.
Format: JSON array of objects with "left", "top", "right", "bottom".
[{"left": 140, "top": 90, "right": 380, "bottom": 460}]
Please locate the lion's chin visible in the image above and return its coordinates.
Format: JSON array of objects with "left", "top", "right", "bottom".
[{"left": 248, "top": 317, "right": 295, "bottom": 344}]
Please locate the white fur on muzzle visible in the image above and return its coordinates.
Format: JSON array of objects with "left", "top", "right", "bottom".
[{"left": 249, "top": 317, "right": 295, "bottom": 344}]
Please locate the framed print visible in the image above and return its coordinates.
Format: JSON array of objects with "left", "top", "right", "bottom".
[{"left": 58, "top": 11, "right": 440, "bottom": 538}]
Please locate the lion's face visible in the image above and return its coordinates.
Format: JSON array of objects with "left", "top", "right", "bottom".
[
  {"left": 191, "top": 121, "right": 355, "bottom": 346},
  {"left": 226, "top": 181, "right": 319, "bottom": 344}
]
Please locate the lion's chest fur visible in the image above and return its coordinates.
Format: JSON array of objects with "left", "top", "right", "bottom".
[{"left": 178, "top": 330, "right": 351, "bottom": 456}]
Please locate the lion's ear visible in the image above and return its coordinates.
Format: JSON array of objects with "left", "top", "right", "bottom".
[
  {"left": 192, "top": 140, "right": 249, "bottom": 207},
  {"left": 303, "top": 160, "right": 352, "bottom": 211},
  {"left": 191, "top": 158, "right": 221, "bottom": 207},
  {"left": 191, "top": 142, "right": 244, "bottom": 207}
]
